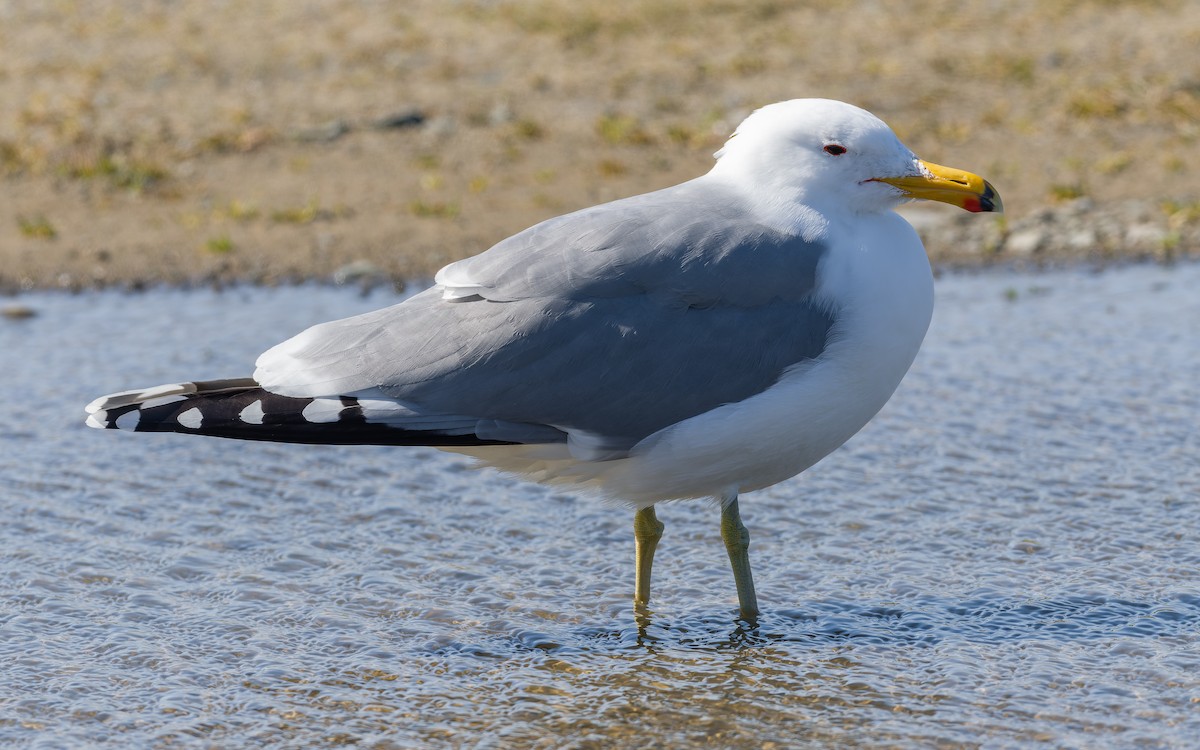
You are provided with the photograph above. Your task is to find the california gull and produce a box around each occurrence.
[85,98,1002,618]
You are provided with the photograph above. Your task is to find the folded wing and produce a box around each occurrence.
[255,178,838,455]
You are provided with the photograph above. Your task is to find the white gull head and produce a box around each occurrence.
[710,98,1001,218]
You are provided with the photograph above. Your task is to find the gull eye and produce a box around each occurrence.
[823,144,847,156]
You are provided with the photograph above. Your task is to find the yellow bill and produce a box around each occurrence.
[876,160,1003,213]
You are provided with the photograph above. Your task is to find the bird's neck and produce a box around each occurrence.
[701,166,832,241]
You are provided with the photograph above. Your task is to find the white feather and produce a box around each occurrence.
[301,398,345,424]
[239,399,266,425]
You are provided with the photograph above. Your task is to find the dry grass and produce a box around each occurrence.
[1,0,1198,288]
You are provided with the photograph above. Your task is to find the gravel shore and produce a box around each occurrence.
[3,1,1198,291]
[6,196,1196,296]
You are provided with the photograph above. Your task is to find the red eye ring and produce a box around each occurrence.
[823,144,847,156]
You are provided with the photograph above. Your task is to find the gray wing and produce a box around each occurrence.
[255,179,835,450]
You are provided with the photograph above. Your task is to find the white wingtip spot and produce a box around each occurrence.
[177,407,203,430]
[85,412,109,429]
[302,398,345,424]
[239,399,266,425]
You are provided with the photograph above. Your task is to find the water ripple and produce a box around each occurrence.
[2,264,1199,747]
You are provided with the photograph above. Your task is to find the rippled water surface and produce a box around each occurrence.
[2,263,1199,748]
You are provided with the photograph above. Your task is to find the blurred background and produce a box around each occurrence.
[2,0,1198,290]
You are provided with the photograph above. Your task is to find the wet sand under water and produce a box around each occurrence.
[1,263,1198,747]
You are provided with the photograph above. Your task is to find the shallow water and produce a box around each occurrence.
[2,263,1198,748]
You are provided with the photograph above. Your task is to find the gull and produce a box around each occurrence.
[85,99,1001,619]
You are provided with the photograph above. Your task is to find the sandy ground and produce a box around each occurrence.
[2,0,1199,290]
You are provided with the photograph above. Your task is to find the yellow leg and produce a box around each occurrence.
[633,505,665,609]
[721,494,759,619]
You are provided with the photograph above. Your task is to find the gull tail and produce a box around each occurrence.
[83,378,525,447]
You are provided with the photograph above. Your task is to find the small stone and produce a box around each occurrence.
[1004,228,1046,256]
[372,108,425,130]
[292,120,350,143]
[423,115,457,138]
[1066,228,1098,251]
[1125,223,1167,252]
[1061,197,1095,216]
